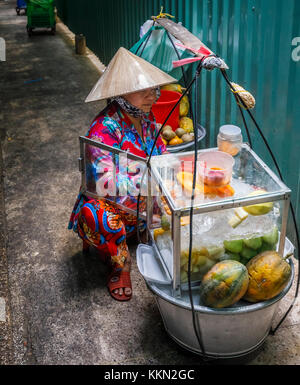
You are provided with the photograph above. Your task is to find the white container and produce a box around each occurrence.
[197,150,235,186]
[217,125,243,156]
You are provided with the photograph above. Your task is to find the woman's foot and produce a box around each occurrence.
[113,258,132,298]
[107,256,132,301]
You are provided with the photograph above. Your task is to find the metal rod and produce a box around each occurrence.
[79,136,147,163]
[172,212,181,297]
[278,196,291,257]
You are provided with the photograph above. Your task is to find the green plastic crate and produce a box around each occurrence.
[26,0,55,31]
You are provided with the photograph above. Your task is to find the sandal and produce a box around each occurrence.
[107,270,132,302]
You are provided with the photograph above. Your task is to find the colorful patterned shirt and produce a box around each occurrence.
[68,101,166,230]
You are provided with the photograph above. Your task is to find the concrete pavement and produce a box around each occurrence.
[1,0,300,365]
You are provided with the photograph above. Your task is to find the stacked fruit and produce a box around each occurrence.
[199,250,292,308]
[221,226,279,265]
[160,84,194,146]
[154,220,279,283]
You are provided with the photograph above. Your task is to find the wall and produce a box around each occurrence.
[56,0,300,243]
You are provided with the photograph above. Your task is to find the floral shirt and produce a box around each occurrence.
[68,101,166,230]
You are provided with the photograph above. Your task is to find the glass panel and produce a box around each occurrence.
[150,144,289,211]
[151,199,284,288]
[82,140,147,216]
[149,176,174,279]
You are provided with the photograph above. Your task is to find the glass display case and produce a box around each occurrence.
[78,137,291,299]
[148,144,291,297]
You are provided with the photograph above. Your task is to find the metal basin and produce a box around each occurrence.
[146,260,294,359]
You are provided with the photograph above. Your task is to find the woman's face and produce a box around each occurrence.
[124,88,158,113]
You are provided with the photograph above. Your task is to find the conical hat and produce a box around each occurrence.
[85,47,177,102]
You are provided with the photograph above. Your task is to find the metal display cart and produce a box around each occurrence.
[77,16,299,361]
[78,137,295,359]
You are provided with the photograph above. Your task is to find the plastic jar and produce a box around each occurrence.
[217,125,243,156]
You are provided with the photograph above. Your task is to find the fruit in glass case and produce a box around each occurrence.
[223,239,243,254]
[240,246,258,260]
[161,215,170,231]
[242,190,273,216]
[199,260,249,308]
[220,252,240,262]
[243,237,263,250]
[243,251,291,302]
[262,226,279,245]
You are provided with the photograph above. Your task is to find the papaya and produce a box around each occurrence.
[243,251,292,302]
[199,260,249,308]
[161,84,183,94]
[179,95,189,117]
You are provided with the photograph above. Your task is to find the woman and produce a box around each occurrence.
[68,47,176,302]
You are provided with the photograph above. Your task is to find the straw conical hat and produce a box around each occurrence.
[85,47,177,102]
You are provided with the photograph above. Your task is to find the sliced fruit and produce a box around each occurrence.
[235,207,249,220]
[224,239,243,254]
[243,237,262,250]
[161,215,170,231]
[180,216,190,226]
[220,252,240,262]
[228,215,242,228]
[176,171,204,195]
[207,245,225,261]
[262,226,279,245]
[228,207,249,228]
[258,241,277,253]
[240,246,257,260]
[216,184,235,197]
[242,190,273,216]
[153,228,165,241]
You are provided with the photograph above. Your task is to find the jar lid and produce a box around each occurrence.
[219,125,242,140]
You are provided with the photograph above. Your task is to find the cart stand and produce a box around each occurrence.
[148,143,292,297]
[137,241,294,359]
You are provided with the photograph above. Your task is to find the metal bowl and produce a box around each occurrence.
[166,124,206,153]
[146,258,294,359]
